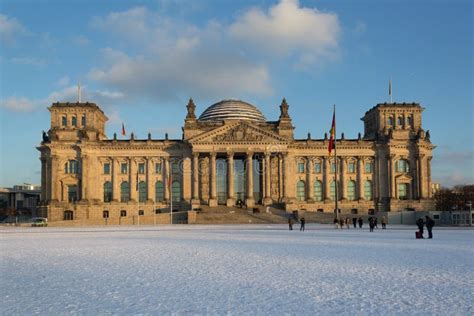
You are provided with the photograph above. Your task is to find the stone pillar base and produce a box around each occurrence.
[306,198,315,204]
[226,198,235,207]
[191,199,201,209]
[208,198,218,207]
[263,197,273,205]
[246,198,255,208]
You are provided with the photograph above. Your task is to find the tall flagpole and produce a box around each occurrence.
[334,104,339,221]
[389,77,393,103]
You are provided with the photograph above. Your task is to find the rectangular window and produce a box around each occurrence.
[314,162,321,173]
[139,210,144,216]
[81,115,86,126]
[120,210,127,217]
[103,210,109,218]
[365,162,373,173]
[68,185,78,202]
[171,161,179,173]
[72,116,77,127]
[64,211,74,220]
[297,162,305,173]
[138,163,145,174]
[103,163,110,174]
[155,162,162,173]
[121,163,128,174]
[348,162,356,173]
[331,162,336,173]
[62,116,67,127]
[398,183,408,200]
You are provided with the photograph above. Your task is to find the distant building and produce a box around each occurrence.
[38,99,435,223]
[0,184,41,217]
[431,182,441,196]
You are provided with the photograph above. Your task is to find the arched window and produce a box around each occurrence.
[297,162,305,173]
[348,161,356,173]
[64,160,79,174]
[155,181,164,202]
[397,159,410,173]
[120,182,130,202]
[103,181,112,202]
[407,116,412,127]
[364,180,373,200]
[296,180,306,201]
[397,117,403,127]
[330,181,338,201]
[81,115,86,126]
[313,181,323,201]
[387,117,393,127]
[314,161,322,173]
[139,181,147,202]
[171,181,181,203]
[347,180,356,201]
[62,116,67,127]
[72,116,77,127]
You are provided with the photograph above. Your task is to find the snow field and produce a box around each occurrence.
[1,225,473,315]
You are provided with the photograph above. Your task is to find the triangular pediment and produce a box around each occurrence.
[188,121,288,144]
[395,174,413,182]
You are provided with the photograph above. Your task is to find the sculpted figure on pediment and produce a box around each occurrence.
[213,125,265,142]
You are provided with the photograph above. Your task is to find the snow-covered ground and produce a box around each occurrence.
[1,225,473,315]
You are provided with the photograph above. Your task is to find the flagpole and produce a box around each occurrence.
[334,104,339,221]
[389,77,393,103]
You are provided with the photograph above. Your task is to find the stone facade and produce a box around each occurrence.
[37,98,435,223]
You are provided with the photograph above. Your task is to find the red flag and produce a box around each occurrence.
[328,110,336,155]
[121,123,126,136]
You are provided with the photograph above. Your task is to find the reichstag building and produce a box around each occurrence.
[38,98,435,223]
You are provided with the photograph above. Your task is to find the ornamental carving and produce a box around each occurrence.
[213,125,265,142]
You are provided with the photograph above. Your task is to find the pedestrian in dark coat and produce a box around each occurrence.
[288,217,293,230]
[374,217,378,229]
[358,217,363,228]
[416,218,425,238]
[334,217,339,229]
[339,218,344,229]
[352,217,357,228]
[369,217,375,232]
[425,216,435,239]
[300,217,305,231]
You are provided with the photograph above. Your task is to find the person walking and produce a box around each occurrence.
[352,217,357,228]
[358,217,363,229]
[381,216,387,229]
[345,217,350,229]
[374,217,378,229]
[334,217,339,229]
[339,218,344,229]
[416,217,425,238]
[425,216,435,239]
[288,217,293,231]
[300,217,306,231]
[369,217,375,232]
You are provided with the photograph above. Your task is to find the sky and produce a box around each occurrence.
[0,0,472,188]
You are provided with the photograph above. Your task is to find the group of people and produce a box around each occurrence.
[333,216,387,231]
[288,217,305,231]
[416,216,435,239]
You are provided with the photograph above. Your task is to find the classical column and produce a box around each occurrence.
[192,153,200,204]
[40,158,47,202]
[226,152,235,207]
[50,155,58,201]
[306,157,314,202]
[130,158,137,201]
[427,157,432,198]
[146,157,153,202]
[80,155,89,201]
[389,155,396,199]
[374,155,379,202]
[111,157,119,202]
[246,151,255,207]
[340,157,347,201]
[209,152,217,207]
[323,157,330,201]
[263,152,272,205]
[418,154,425,199]
[357,157,364,200]
[164,157,170,201]
[278,154,283,202]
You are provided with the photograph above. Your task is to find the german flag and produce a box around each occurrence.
[328,109,336,155]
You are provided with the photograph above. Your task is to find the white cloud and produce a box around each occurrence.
[0,97,36,112]
[0,14,26,45]
[90,7,150,41]
[11,56,46,67]
[72,35,90,47]
[56,76,70,87]
[229,0,340,65]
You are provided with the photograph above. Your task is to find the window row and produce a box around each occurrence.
[297,161,374,174]
[103,181,181,203]
[387,115,413,128]
[102,161,179,175]
[61,115,86,127]
[295,180,373,202]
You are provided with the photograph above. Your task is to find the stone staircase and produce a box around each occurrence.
[193,205,337,225]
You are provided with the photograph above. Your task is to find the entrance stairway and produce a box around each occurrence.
[193,205,336,224]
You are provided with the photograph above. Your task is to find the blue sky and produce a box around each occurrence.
[0,0,472,188]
